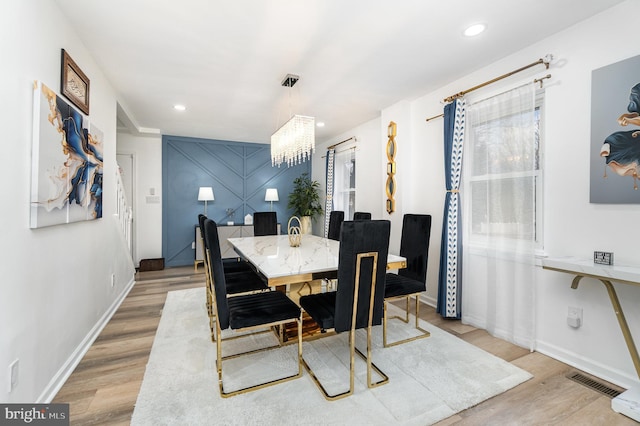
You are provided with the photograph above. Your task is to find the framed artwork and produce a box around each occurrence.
[60,49,90,115]
[590,54,640,203]
[30,81,103,228]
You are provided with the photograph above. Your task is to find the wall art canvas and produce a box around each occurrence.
[30,81,103,228]
[590,54,640,203]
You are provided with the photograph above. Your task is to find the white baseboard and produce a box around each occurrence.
[536,340,640,390]
[612,388,640,421]
[37,276,136,403]
[419,293,437,308]
[420,297,638,389]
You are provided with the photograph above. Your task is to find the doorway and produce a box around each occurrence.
[116,153,136,261]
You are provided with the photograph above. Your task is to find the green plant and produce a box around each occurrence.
[287,173,323,220]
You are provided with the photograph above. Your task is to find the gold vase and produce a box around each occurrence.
[300,216,312,234]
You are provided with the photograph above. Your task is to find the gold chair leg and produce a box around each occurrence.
[363,322,388,389]
[302,326,389,401]
[208,289,216,342]
[218,315,303,398]
[207,279,217,342]
[216,320,223,384]
[303,252,389,400]
[383,294,431,348]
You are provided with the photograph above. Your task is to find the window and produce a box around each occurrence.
[465,88,544,248]
[332,148,356,220]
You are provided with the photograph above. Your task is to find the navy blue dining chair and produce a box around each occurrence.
[203,218,302,397]
[253,211,278,236]
[327,210,344,241]
[299,220,391,400]
[383,214,432,347]
[353,211,371,220]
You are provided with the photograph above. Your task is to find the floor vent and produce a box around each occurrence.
[566,372,622,398]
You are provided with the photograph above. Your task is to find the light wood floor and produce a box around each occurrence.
[53,266,636,425]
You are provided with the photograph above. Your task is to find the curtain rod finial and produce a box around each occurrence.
[543,54,554,69]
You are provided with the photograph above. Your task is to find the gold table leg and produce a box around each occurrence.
[572,275,640,379]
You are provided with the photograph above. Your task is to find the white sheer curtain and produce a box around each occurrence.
[461,83,538,350]
[332,148,356,220]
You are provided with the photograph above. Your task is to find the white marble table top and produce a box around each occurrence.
[542,256,640,286]
[227,234,406,285]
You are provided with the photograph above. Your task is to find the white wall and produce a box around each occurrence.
[527,2,640,389]
[0,0,135,402]
[117,133,163,266]
[332,1,639,388]
[312,117,386,237]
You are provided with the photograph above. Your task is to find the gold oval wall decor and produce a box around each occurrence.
[386,121,397,214]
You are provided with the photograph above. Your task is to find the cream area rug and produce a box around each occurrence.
[131,288,532,425]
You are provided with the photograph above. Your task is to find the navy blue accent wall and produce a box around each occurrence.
[162,135,311,268]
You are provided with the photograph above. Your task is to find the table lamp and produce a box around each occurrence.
[265,188,279,211]
[198,187,214,215]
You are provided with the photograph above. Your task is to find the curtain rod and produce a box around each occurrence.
[321,145,356,158]
[425,74,552,122]
[327,136,356,150]
[321,137,357,158]
[425,55,552,122]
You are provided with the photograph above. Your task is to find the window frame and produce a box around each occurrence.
[331,146,357,220]
[464,90,545,252]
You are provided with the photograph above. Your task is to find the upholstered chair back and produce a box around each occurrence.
[398,214,432,283]
[353,212,371,220]
[327,210,344,241]
[253,211,278,236]
[334,220,390,333]
[198,214,208,250]
[203,218,230,329]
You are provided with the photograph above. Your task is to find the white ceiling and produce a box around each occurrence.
[55,0,623,144]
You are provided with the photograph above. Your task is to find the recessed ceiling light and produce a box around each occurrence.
[463,23,486,37]
[173,104,186,111]
[316,122,325,128]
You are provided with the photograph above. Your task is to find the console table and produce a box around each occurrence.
[542,256,640,421]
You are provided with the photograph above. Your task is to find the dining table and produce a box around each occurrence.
[227,234,407,287]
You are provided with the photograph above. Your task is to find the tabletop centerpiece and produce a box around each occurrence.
[287,216,302,247]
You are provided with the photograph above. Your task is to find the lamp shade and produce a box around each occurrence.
[265,188,279,202]
[198,187,214,201]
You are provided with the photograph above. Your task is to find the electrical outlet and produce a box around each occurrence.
[110,273,115,288]
[8,359,19,392]
[567,306,583,328]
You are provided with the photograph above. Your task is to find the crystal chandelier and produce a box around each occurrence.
[271,74,315,167]
[271,115,315,167]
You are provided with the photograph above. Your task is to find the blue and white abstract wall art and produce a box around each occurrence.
[30,81,103,228]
